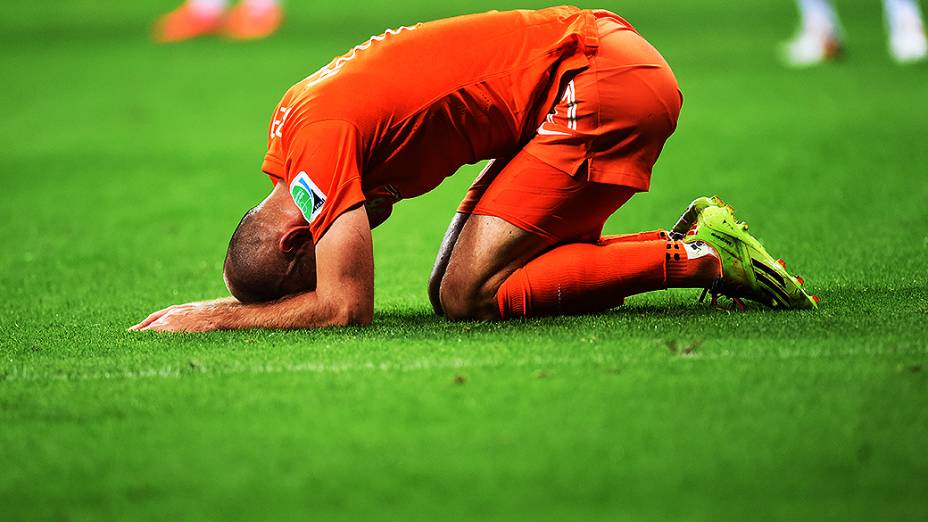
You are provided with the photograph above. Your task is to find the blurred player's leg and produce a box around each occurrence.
[885,0,928,62]
[224,0,284,40]
[154,0,227,43]
[782,0,844,66]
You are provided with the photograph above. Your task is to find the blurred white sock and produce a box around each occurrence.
[885,0,927,61]
[798,0,840,35]
[188,0,228,16]
[885,0,925,34]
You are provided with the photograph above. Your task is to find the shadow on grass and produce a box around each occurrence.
[259,283,926,343]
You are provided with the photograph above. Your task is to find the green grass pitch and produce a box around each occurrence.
[2,0,927,519]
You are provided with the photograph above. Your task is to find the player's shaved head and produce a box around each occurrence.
[224,197,315,303]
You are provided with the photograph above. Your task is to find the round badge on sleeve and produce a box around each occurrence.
[289,171,327,223]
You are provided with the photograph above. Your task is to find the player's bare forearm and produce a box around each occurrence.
[131,287,371,332]
[251,289,372,328]
[225,289,371,329]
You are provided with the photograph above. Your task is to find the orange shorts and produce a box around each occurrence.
[458,153,636,243]
[457,12,682,243]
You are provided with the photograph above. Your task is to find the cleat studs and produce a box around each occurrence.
[795,275,805,286]
[776,258,786,269]
[732,298,746,311]
[812,295,820,304]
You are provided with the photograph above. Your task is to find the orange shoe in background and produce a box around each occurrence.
[153,4,225,43]
[223,2,283,40]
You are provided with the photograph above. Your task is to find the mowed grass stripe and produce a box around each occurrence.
[4,336,926,383]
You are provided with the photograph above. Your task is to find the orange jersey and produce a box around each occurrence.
[262,6,600,239]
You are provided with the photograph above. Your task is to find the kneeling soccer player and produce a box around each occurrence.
[132,6,817,332]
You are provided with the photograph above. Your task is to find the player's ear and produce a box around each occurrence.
[279,225,313,254]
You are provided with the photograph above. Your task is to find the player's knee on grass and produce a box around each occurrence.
[438,270,500,321]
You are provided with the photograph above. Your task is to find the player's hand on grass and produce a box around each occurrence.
[130,298,238,332]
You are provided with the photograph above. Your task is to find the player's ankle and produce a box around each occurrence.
[665,240,720,288]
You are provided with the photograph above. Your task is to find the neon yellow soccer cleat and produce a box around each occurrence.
[682,201,819,310]
[669,196,726,240]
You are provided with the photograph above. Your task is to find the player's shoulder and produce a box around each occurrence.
[270,79,362,136]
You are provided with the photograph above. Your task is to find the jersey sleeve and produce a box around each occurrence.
[262,120,366,241]
[262,100,291,186]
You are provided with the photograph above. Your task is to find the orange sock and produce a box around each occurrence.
[497,238,720,319]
